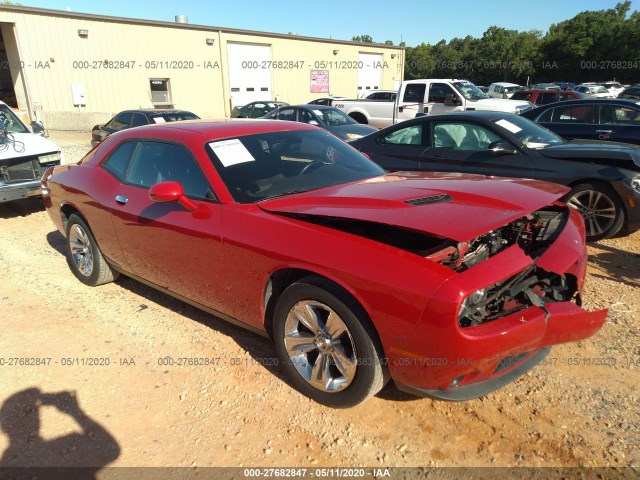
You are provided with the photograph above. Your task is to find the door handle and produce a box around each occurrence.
[596,129,612,134]
[115,195,128,204]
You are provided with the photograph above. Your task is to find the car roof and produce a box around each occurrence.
[120,109,196,115]
[490,82,519,87]
[292,104,336,110]
[515,89,572,94]
[108,119,317,140]
[530,98,640,108]
[396,111,515,126]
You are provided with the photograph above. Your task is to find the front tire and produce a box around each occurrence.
[65,214,119,286]
[273,278,387,408]
[564,183,624,241]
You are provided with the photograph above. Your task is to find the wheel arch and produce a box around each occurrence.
[60,203,84,234]
[348,112,368,124]
[262,268,381,347]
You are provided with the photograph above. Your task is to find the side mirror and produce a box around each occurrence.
[149,181,196,211]
[308,120,319,126]
[31,120,45,136]
[488,141,517,156]
[444,94,460,107]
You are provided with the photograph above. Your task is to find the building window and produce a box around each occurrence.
[150,79,172,106]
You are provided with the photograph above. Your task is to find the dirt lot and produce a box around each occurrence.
[0,131,638,476]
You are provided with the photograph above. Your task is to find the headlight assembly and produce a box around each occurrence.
[38,152,62,164]
[459,288,488,325]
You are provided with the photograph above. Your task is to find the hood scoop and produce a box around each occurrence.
[405,194,453,206]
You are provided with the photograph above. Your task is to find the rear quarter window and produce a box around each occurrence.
[101,141,136,180]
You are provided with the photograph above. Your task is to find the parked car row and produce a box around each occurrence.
[483,81,635,100]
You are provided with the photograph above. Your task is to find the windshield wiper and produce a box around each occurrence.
[259,188,314,201]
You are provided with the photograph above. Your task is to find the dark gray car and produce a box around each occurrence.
[91,109,199,145]
[262,105,377,142]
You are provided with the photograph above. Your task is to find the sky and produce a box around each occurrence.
[13,0,640,47]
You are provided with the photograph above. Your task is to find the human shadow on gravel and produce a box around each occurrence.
[0,387,120,479]
[588,242,640,288]
[0,197,44,219]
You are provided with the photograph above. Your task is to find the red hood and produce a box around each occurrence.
[258,172,569,242]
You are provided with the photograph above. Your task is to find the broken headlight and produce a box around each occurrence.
[458,288,488,324]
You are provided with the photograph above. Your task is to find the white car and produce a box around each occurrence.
[599,81,625,97]
[0,101,62,203]
[573,84,614,98]
[488,82,521,99]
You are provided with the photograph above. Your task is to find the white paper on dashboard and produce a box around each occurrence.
[495,119,522,133]
[208,139,256,167]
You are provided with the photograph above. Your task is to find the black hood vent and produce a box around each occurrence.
[405,194,453,206]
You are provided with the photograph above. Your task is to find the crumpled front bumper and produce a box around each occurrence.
[387,208,607,400]
[0,179,42,203]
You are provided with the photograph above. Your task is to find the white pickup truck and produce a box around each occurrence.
[332,91,397,128]
[334,79,535,128]
[0,101,62,203]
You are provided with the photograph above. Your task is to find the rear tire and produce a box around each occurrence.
[272,277,387,408]
[65,214,119,286]
[564,183,624,241]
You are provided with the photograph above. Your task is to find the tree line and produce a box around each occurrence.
[354,1,640,86]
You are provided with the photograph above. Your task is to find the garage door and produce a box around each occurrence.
[227,43,272,108]
[358,53,382,96]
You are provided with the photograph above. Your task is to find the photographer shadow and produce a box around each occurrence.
[0,388,120,479]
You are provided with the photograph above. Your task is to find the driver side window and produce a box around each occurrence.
[124,141,214,200]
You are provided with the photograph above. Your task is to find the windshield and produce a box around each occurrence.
[0,105,29,134]
[313,108,357,126]
[593,86,609,94]
[492,115,564,148]
[206,129,384,203]
[453,81,489,100]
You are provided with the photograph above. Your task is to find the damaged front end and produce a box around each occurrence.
[389,204,607,400]
[423,205,580,328]
[0,152,61,203]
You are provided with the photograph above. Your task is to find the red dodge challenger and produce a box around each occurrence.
[41,120,607,408]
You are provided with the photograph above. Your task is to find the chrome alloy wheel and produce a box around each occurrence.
[283,300,357,392]
[567,189,616,238]
[69,224,94,277]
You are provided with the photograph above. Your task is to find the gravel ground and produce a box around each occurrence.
[0,131,638,478]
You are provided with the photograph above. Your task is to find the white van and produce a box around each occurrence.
[488,82,521,99]
[0,101,62,203]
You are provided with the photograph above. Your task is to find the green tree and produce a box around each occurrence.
[351,35,374,43]
[541,1,633,82]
